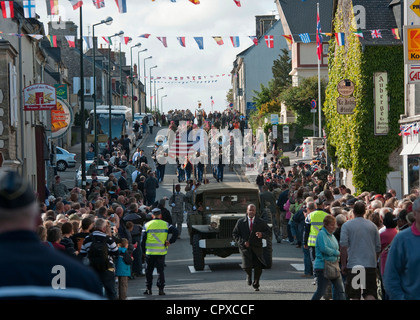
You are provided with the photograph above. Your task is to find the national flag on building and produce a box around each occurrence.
[93,0,105,9]
[65,35,76,47]
[233,0,241,7]
[392,28,400,40]
[1,1,14,18]
[316,9,323,60]
[115,0,127,13]
[230,36,240,48]
[46,0,59,15]
[157,37,167,47]
[265,35,274,48]
[23,0,36,19]
[371,29,382,39]
[249,36,258,45]
[282,35,293,45]
[68,0,83,10]
[177,37,186,47]
[194,37,204,50]
[213,36,224,45]
[335,32,345,46]
[48,35,58,47]
[299,33,311,43]
[353,30,364,38]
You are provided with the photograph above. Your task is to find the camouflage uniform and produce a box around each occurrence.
[170,191,186,237]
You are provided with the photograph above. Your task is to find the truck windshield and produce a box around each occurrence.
[204,194,258,211]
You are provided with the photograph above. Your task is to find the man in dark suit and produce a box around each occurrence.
[118,171,129,191]
[233,204,270,291]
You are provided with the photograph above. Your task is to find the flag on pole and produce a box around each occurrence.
[48,35,58,47]
[92,0,105,9]
[316,9,323,60]
[392,28,400,40]
[230,36,240,48]
[335,32,345,46]
[282,35,293,45]
[1,1,14,18]
[194,37,204,50]
[249,36,258,45]
[115,0,127,13]
[177,37,186,47]
[157,37,167,47]
[23,0,36,19]
[68,0,83,10]
[264,35,274,48]
[371,29,382,39]
[46,0,59,15]
[299,33,311,43]
[233,0,241,7]
[352,30,364,38]
[213,36,224,45]
[65,35,76,47]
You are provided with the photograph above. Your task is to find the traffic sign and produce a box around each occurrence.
[311,100,316,109]
[411,0,420,18]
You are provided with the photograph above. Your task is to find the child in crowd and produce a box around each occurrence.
[115,238,133,300]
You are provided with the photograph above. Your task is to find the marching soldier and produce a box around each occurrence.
[169,184,186,239]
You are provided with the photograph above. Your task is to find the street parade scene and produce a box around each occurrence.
[0,0,419,314]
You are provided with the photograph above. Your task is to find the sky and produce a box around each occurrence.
[37,0,279,113]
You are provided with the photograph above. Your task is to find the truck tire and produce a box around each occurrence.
[192,234,205,271]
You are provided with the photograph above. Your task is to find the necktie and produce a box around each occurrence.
[249,218,253,231]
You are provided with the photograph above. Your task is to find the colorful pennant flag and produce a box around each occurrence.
[157,36,167,47]
[299,33,311,43]
[23,0,36,19]
[213,36,224,45]
[230,36,240,48]
[233,0,241,7]
[1,1,14,18]
[83,36,93,49]
[177,37,186,47]
[123,36,131,45]
[115,0,127,13]
[139,34,151,38]
[28,34,44,40]
[392,28,400,40]
[335,32,345,46]
[188,0,200,4]
[371,29,382,39]
[46,0,59,15]
[102,36,112,45]
[194,36,204,50]
[282,35,293,45]
[265,35,274,48]
[352,30,364,38]
[316,9,323,60]
[68,0,83,10]
[93,0,105,9]
[65,35,76,47]
[249,36,258,45]
[48,35,58,47]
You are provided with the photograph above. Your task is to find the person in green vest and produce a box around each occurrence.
[141,208,178,296]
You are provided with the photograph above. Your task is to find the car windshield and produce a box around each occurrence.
[204,194,258,212]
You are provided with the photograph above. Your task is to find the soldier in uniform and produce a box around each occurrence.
[169,184,187,239]
[184,182,195,237]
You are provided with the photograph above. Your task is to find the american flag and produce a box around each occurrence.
[316,10,323,61]
[93,0,105,9]
[168,131,195,162]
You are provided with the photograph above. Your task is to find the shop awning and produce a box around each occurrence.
[400,143,418,156]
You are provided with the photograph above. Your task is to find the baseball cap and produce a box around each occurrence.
[0,171,36,210]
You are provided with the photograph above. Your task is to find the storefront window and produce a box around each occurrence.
[408,155,420,192]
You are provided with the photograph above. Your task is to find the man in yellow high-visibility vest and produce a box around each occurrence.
[141,208,178,296]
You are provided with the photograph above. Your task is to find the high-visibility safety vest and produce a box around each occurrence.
[145,219,169,255]
[308,210,328,247]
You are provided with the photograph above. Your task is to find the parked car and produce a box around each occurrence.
[55,146,76,172]
[75,160,109,188]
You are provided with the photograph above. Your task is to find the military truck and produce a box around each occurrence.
[187,182,273,271]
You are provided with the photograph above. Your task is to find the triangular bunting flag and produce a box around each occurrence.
[28,34,44,40]
[233,0,241,7]
[157,37,167,47]
[299,33,311,43]
[213,36,224,45]
[65,35,76,47]
[188,0,200,4]
[352,30,364,38]
[83,36,93,49]
[282,35,293,45]
[115,0,127,13]
[177,37,186,47]
[194,37,204,50]
[392,28,400,40]
[265,35,274,48]
[102,36,112,45]
[92,0,105,9]
[68,0,83,10]
[249,36,258,45]
[230,36,240,48]
[139,34,151,38]
[123,36,131,45]
[335,32,345,46]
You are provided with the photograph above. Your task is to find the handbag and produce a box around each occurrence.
[324,259,341,280]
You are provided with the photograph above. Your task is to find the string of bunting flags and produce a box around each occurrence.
[0,0,242,19]
[399,123,420,137]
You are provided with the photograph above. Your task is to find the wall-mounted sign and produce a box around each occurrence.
[408,64,420,83]
[337,79,355,97]
[54,84,68,100]
[24,84,57,111]
[51,98,74,139]
[337,96,356,114]
[404,26,420,64]
[282,125,289,144]
[271,114,279,125]
[374,72,389,135]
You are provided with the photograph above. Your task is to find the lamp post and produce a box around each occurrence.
[108,31,124,148]
[119,37,131,105]
[149,65,157,114]
[130,43,142,118]
[157,87,164,113]
[143,56,152,112]
[137,49,147,113]
[92,16,113,161]
[161,94,167,114]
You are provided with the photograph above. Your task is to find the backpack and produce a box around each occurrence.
[121,250,132,265]
[88,235,110,272]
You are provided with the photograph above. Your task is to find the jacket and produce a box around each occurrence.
[115,247,131,277]
[313,227,340,270]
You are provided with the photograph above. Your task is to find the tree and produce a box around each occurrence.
[252,83,272,111]
[271,48,292,97]
[226,88,233,104]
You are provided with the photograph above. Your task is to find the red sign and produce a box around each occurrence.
[23,84,57,111]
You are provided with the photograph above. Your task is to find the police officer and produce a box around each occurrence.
[169,184,186,239]
[141,208,178,296]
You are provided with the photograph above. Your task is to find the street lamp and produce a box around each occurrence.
[92,16,113,161]
[143,56,152,112]
[157,87,164,113]
[161,94,167,114]
[137,49,147,113]
[108,31,124,147]
[149,65,157,114]
[130,43,142,118]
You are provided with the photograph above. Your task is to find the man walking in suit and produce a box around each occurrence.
[233,204,270,291]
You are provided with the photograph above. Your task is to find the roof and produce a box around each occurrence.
[277,0,334,42]
[195,182,259,195]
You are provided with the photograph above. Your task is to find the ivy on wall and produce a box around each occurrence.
[324,6,404,193]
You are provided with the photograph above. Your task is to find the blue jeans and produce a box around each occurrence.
[302,246,313,276]
[97,269,117,300]
[311,269,346,300]
[216,166,224,181]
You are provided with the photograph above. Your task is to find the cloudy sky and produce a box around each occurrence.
[38,0,278,113]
